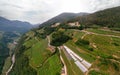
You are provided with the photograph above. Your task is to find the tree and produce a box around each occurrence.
[79,25,85,30]
[50,31,71,46]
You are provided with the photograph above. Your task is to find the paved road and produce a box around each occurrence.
[63,45,91,73]
[47,36,51,47]
[6,54,15,75]
[47,36,67,75]
[60,55,67,75]
[58,47,68,75]
[47,36,55,52]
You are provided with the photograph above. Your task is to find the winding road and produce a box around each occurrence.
[47,36,67,75]
[6,54,15,75]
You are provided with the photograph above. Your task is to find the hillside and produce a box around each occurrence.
[10,24,120,75]
[9,6,120,75]
[10,30,63,75]
[0,17,33,74]
[40,12,88,27]
[71,6,120,30]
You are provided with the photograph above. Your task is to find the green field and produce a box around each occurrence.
[64,29,95,63]
[9,28,120,75]
[21,31,62,75]
[24,38,51,69]
[64,29,85,39]
[38,51,62,75]
[65,29,120,75]
[66,40,95,63]
[86,28,120,36]
[1,57,12,75]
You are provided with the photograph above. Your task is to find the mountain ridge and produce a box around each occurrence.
[39,12,89,27]
[0,16,33,33]
[71,6,120,29]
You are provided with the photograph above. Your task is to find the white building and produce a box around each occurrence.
[51,23,60,27]
[68,22,80,27]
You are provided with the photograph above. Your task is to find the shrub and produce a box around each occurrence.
[50,31,71,46]
[75,39,89,46]
[112,42,119,46]
[112,62,119,71]
[88,47,94,51]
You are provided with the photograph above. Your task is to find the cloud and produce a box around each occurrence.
[0,0,120,24]
[90,0,120,12]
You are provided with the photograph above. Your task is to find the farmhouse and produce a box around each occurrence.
[51,22,60,27]
[68,22,80,27]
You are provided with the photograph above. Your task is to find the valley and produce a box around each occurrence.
[0,31,20,75]
[9,25,120,75]
[1,6,120,75]
[0,17,33,75]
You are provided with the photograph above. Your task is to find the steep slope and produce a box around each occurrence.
[40,12,88,27]
[0,17,33,74]
[72,6,120,29]
[10,24,120,75]
[10,29,63,75]
[63,28,120,75]
[9,6,120,75]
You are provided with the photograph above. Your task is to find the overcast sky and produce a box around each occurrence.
[0,0,120,24]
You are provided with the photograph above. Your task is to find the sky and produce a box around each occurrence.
[0,0,120,24]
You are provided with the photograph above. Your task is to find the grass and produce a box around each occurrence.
[66,40,95,63]
[64,28,120,75]
[61,50,84,75]
[83,30,120,75]
[83,34,120,57]
[111,37,120,57]
[24,37,51,69]
[64,29,95,63]
[1,57,11,75]
[9,28,120,75]
[89,70,109,75]
[38,51,62,75]
[64,29,85,39]
[1,35,18,75]
[23,33,63,75]
[86,28,120,36]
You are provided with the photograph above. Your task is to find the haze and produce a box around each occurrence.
[0,0,120,24]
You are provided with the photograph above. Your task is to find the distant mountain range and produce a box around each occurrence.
[40,12,89,27]
[0,17,34,74]
[0,17,33,33]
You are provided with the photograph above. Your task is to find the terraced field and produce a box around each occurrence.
[61,49,83,75]
[9,28,120,75]
[63,29,120,75]
[86,28,120,36]
[16,31,62,75]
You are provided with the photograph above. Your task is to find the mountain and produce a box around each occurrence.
[40,12,89,27]
[9,6,120,75]
[0,17,33,33]
[0,17,33,74]
[71,6,120,29]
